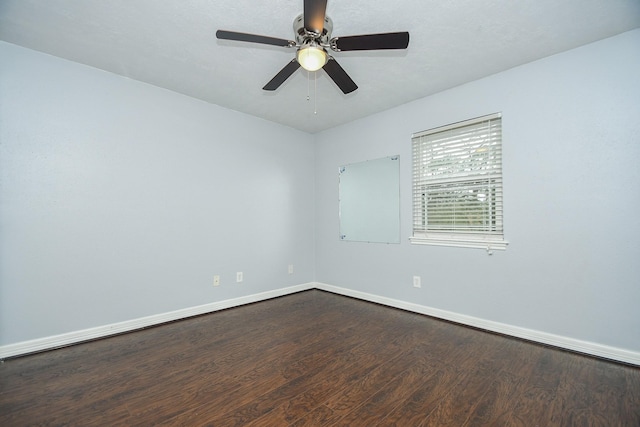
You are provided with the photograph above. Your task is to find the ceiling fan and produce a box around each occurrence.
[216,0,409,94]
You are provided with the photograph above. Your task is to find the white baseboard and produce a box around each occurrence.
[314,282,640,366]
[0,283,314,360]
[3,281,638,366]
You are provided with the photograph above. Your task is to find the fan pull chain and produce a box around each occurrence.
[314,71,317,115]
[305,71,318,115]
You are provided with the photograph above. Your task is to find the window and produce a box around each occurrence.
[410,113,508,250]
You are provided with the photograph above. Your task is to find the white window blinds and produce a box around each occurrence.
[411,113,507,250]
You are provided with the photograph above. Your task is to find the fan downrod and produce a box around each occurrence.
[293,14,333,46]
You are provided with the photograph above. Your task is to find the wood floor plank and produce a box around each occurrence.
[331,356,446,427]
[320,346,421,418]
[627,365,640,423]
[160,294,388,425]
[193,314,408,426]
[288,404,342,427]
[552,356,609,425]
[250,322,420,426]
[419,337,513,427]
[494,347,571,425]
[377,342,489,426]
[1,290,638,426]
[550,354,638,426]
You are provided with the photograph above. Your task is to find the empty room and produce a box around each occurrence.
[1,0,639,425]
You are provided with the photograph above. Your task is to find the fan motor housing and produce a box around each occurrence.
[293,14,333,45]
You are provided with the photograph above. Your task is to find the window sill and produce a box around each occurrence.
[409,234,508,251]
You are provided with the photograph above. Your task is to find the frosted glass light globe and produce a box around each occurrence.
[297,46,327,72]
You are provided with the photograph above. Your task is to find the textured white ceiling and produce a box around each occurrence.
[1,0,639,133]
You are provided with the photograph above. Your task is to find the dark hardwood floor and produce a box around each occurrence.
[1,290,638,426]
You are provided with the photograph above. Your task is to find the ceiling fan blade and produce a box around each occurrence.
[216,30,295,48]
[304,0,327,34]
[323,57,358,94]
[331,32,410,51]
[263,59,301,91]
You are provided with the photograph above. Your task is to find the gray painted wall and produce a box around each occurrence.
[2,29,639,354]
[0,42,316,345]
[314,29,640,353]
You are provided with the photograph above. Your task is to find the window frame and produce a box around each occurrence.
[410,113,508,251]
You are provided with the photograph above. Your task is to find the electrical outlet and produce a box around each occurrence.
[288,264,294,274]
[413,276,421,288]
[236,272,243,283]
[213,275,220,287]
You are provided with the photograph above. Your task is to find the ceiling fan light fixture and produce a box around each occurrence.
[296,44,327,72]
